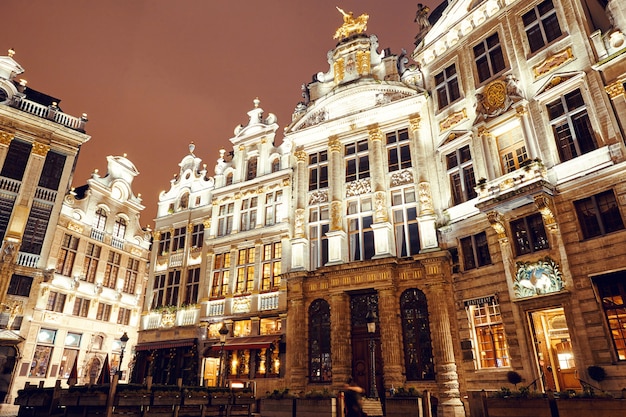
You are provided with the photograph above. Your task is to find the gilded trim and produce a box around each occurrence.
[533,47,574,79]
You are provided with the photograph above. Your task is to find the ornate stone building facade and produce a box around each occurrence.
[0,50,90,410]
[135,1,626,416]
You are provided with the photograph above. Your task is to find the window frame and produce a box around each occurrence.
[460,232,492,270]
[574,190,625,239]
[309,299,332,383]
[473,32,507,84]
[345,139,370,182]
[211,252,231,298]
[309,150,329,191]
[465,296,510,369]
[347,197,375,261]
[240,196,258,231]
[511,213,550,256]
[261,242,282,292]
[391,187,420,257]
[595,272,626,361]
[235,247,255,295]
[522,0,563,54]
[435,63,461,110]
[83,243,101,283]
[386,128,412,172]
[446,144,477,205]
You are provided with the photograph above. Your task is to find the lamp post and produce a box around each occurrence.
[118,332,129,378]
[218,323,229,387]
[366,310,378,399]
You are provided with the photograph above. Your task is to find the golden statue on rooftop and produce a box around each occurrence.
[334,6,369,40]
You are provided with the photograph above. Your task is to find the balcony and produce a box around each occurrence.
[0,176,21,193]
[15,99,87,132]
[259,292,279,311]
[34,187,57,203]
[16,252,40,268]
[90,228,104,242]
[111,236,124,250]
[207,300,225,317]
[475,160,554,213]
[141,306,200,330]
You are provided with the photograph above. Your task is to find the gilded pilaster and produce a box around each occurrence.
[294,149,308,210]
[31,142,50,157]
[368,124,385,194]
[605,80,625,99]
[0,131,13,146]
[378,286,403,389]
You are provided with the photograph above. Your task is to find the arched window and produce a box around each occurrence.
[271,158,280,173]
[309,299,332,382]
[225,173,233,186]
[400,288,435,380]
[179,192,189,210]
[93,208,107,231]
[113,217,126,238]
[246,157,258,180]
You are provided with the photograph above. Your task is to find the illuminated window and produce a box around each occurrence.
[345,139,369,182]
[104,251,121,289]
[261,242,281,291]
[211,253,231,297]
[56,234,79,276]
[595,272,626,360]
[83,243,101,283]
[260,318,282,335]
[309,205,329,269]
[309,151,328,191]
[233,320,251,337]
[235,248,255,294]
[497,126,528,173]
[466,296,510,368]
[123,258,140,294]
[240,196,258,231]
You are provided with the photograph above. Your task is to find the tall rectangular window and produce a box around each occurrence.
[172,226,186,252]
[104,251,121,289]
[523,0,562,53]
[96,303,112,321]
[184,267,200,305]
[347,197,374,261]
[38,150,66,190]
[262,242,281,291]
[474,32,506,83]
[72,297,90,317]
[548,89,597,162]
[386,128,411,172]
[151,274,167,309]
[246,157,258,180]
[117,308,131,325]
[7,274,32,296]
[190,223,204,248]
[235,248,255,294]
[31,328,56,378]
[240,196,258,231]
[217,203,234,236]
[83,243,101,283]
[46,291,66,313]
[309,151,329,191]
[466,297,510,368]
[435,64,461,109]
[574,190,624,239]
[0,193,16,243]
[309,205,330,270]
[21,201,53,254]
[392,188,420,257]
[497,126,528,173]
[56,233,79,276]
[265,190,283,226]
[92,208,107,232]
[165,270,181,306]
[345,139,370,182]
[113,217,127,239]
[447,145,477,205]
[211,253,231,297]
[158,231,171,255]
[123,258,139,294]
[595,272,626,360]
[461,232,492,270]
[1,139,31,181]
[511,213,550,255]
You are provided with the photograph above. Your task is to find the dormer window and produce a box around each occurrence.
[93,208,107,231]
[225,173,233,186]
[271,158,280,173]
[179,192,189,210]
[246,157,258,180]
[113,217,126,239]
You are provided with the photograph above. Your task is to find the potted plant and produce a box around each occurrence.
[182,386,210,405]
[233,388,255,405]
[208,387,231,405]
[296,388,336,417]
[258,388,296,417]
[115,383,151,406]
[152,384,182,406]
[385,386,422,417]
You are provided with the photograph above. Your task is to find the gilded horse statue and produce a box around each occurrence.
[333,6,369,40]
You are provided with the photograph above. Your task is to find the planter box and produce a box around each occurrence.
[182,394,209,405]
[483,397,552,417]
[556,398,626,417]
[178,405,203,417]
[115,394,151,406]
[210,395,231,405]
[258,398,295,417]
[58,393,81,407]
[152,395,181,406]
[79,393,108,406]
[112,407,143,417]
[385,397,423,417]
[233,395,255,405]
[295,398,337,417]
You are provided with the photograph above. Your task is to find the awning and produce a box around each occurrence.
[211,335,281,351]
[135,338,196,351]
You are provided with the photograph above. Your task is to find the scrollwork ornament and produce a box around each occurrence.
[418,182,434,215]
[0,131,13,146]
[368,125,383,142]
[328,136,341,153]
[330,201,343,231]
[487,211,507,241]
[294,150,307,163]
[374,191,388,222]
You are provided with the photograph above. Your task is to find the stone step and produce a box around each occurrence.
[361,398,384,416]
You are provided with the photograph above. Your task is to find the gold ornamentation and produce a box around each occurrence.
[533,47,574,78]
[439,109,467,131]
[31,142,50,156]
[295,208,305,238]
[334,58,345,83]
[187,223,194,234]
[483,80,507,113]
[487,211,507,241]
[606,80,626,99]
[515,105,528,117]
[333,7,369,40]
[409,115,421,131]
[534,195,558,231]
[477,126,491,137]
[418,182,434,215]
[152,230,161,240]
[328,136,342,153]
[368,125,383,142]
[330,200,343,231]
[374,191,388,222]
[0,131,13,146]
[294,150,307,162]
[131,247,143,256]
[282,178,290,186]
[356,50,370,75]
[203,219,212,229]
[67,222,84,234]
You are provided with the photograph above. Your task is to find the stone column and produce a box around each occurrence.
[327,136,347,264]
[477,127,496,180]
[515,105,539,159]
[368,125,394,258]
[286,275,307,391]
[0,131,13,172]
[605,81,626,146]
[377,286,403,389]
[330,292,352,390]
[422,257,465,417]
[291,150,309,270]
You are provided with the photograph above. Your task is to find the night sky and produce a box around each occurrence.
[2,0,437,225]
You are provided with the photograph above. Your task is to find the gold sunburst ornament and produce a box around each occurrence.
[334,6,369,40]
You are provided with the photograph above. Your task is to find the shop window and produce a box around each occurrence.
[465,296,510,368]
[309,299,332,383]
[400,289,435,380]
[595,272,626,360]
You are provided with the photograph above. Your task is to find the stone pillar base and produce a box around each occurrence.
[371,222,394,258]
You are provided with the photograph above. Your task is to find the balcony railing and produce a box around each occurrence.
[90,228,104,242]
[16,252,40,268]
[169,252,184,268]
[259,292,279,311]
[475,160,548,205]
[207,300,225,317]
[34,187,57,203]
[111,236,124,250]
[178,307,199,326]
[0,177,21,193]
[16,99,86,131]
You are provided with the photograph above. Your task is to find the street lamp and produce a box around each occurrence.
[118,332,129,378]
[218,323,229,387]
[366,310,378,399]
